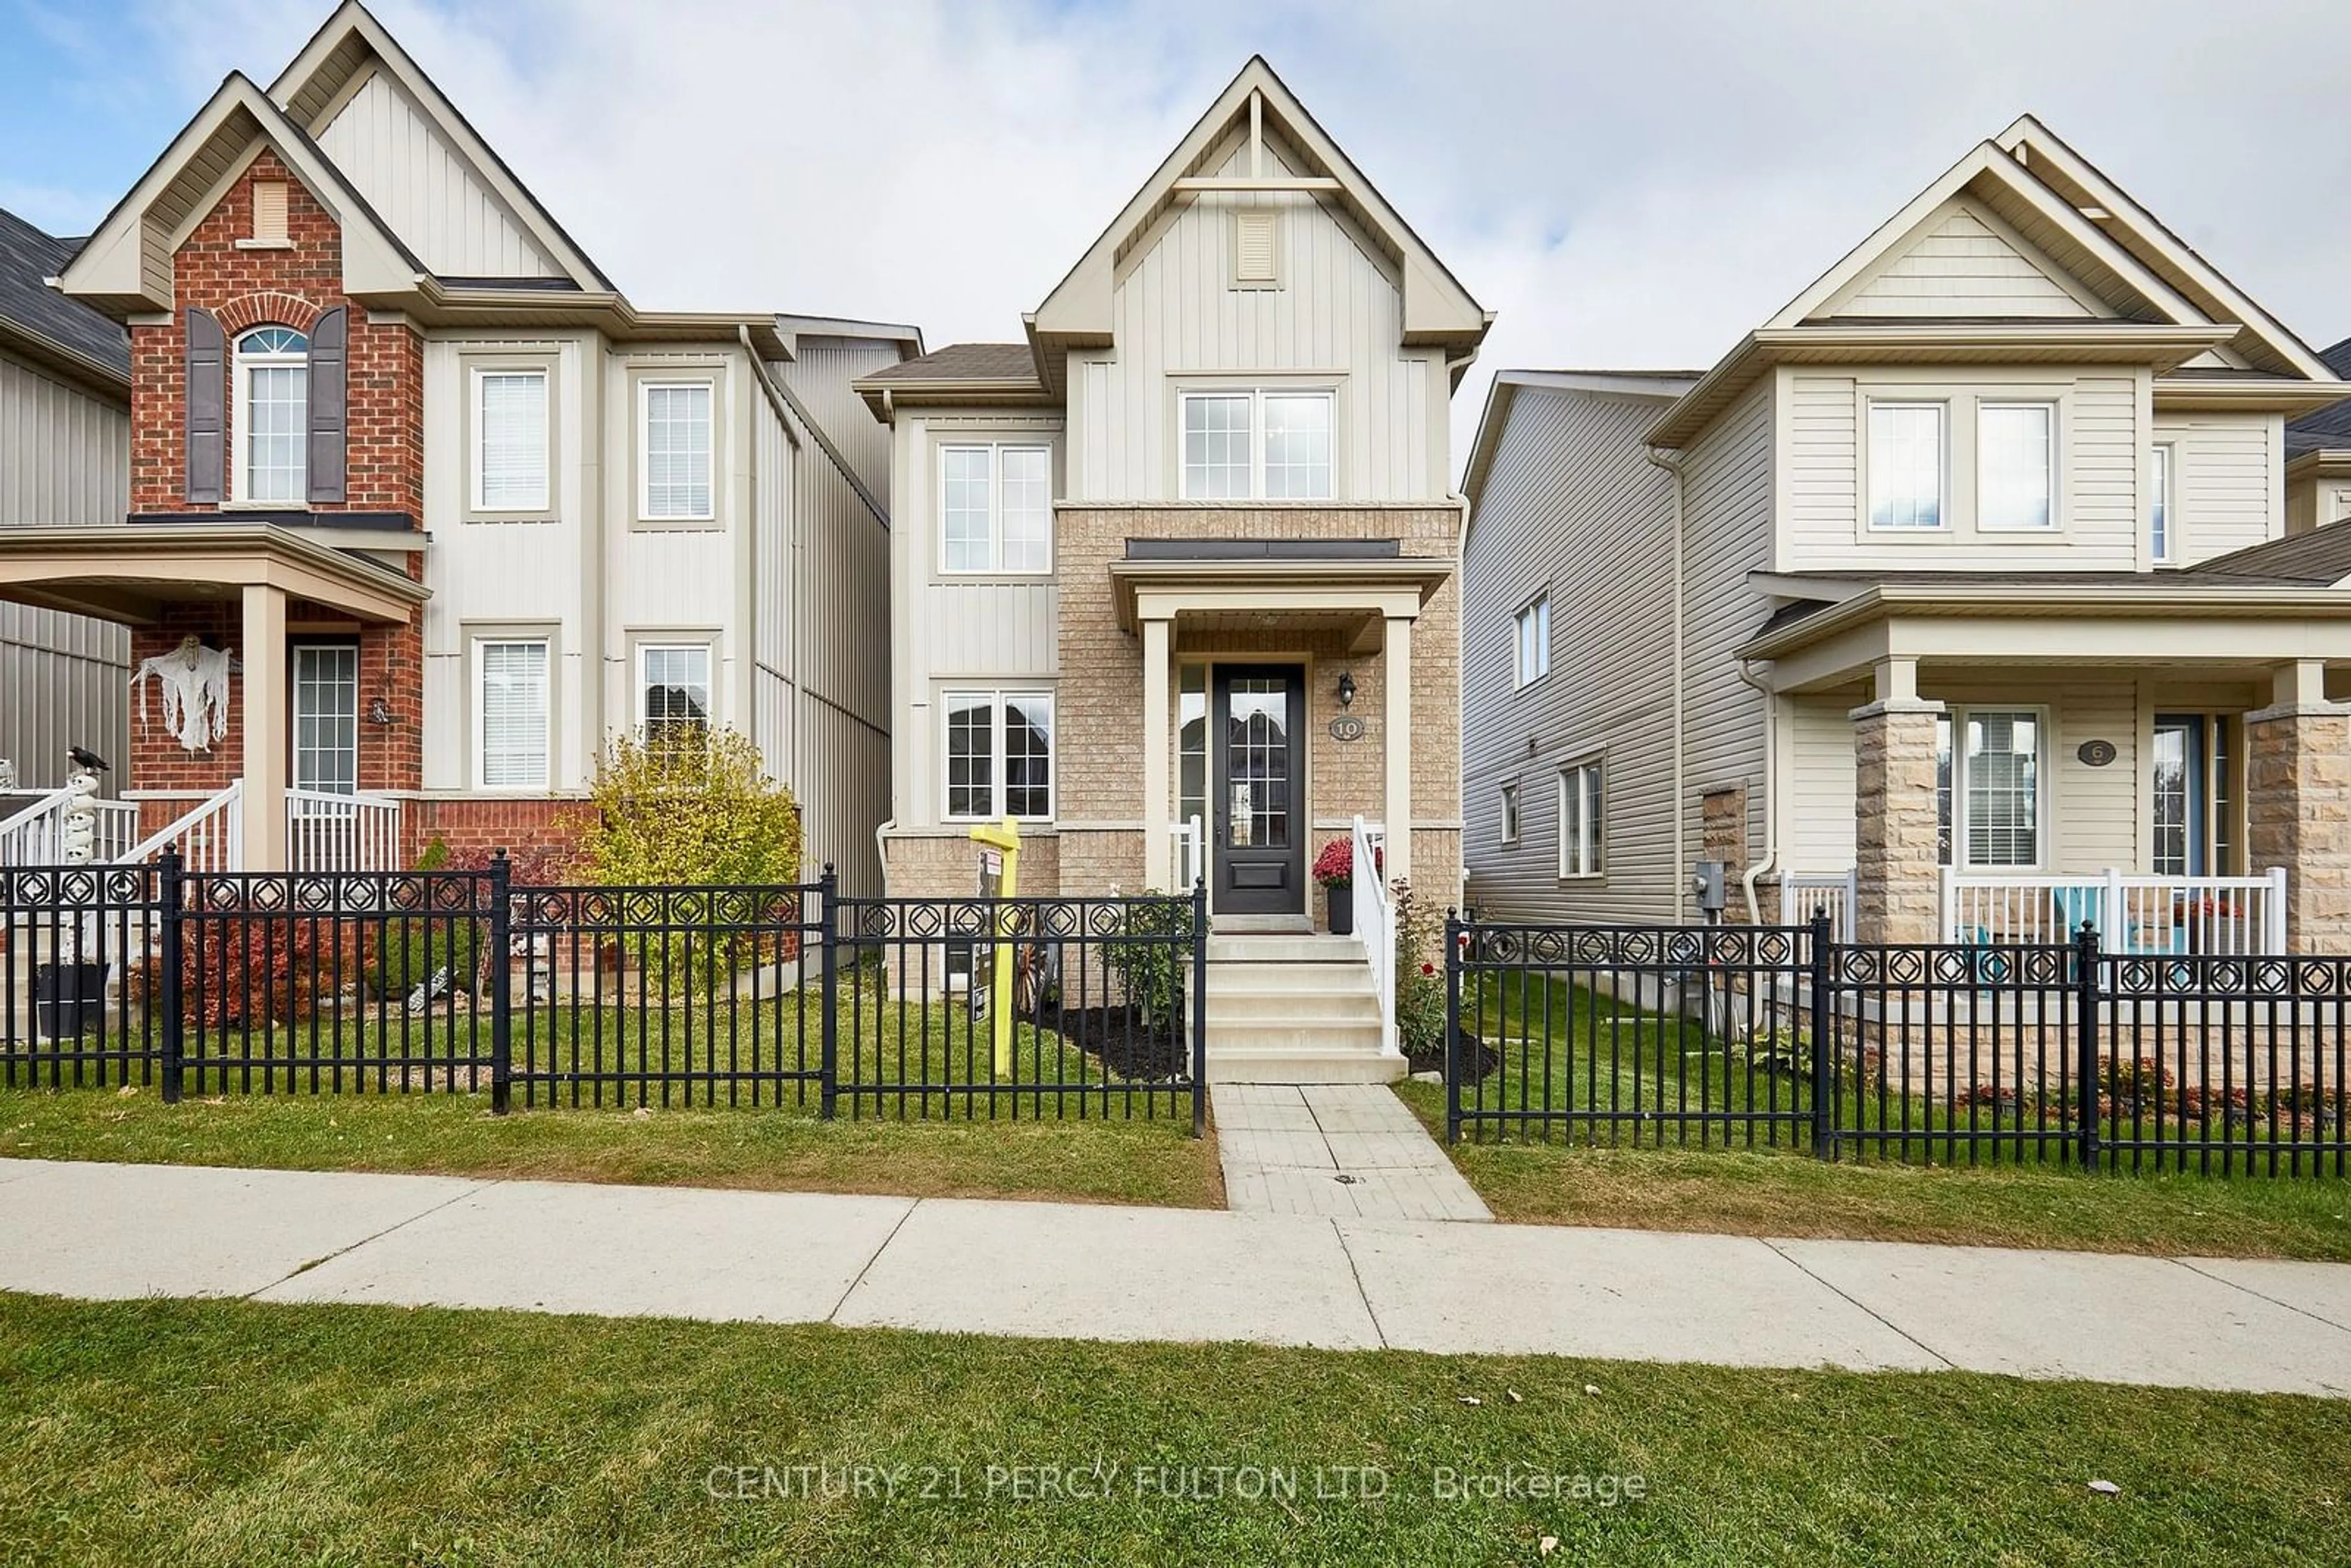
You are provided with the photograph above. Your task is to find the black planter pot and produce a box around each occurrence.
[1325,881,1354,936]
[34,962,109,1040]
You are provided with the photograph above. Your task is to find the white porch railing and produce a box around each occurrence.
[120,781,244,872]
[1169,813,1204,892]
[1940,866,2289,955]
[0,786,73,865]
[1352,814,1398,1058]
[287,788,402,874]
[0,789,141,866]
[1779,868,1858,940]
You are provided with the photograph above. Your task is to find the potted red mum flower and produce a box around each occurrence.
[1312,838,1378,935]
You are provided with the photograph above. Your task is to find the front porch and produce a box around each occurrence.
[0,522,427,871]
[1745,582,2351,950]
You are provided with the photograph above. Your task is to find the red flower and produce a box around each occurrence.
[1421,961,1436,976]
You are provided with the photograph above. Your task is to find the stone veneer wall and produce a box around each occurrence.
[1852,700,1943,945]
[2246,701,2351,950]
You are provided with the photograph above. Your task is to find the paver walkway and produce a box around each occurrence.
[1214,1084,1491,1221]
[4,1157,2350,1396]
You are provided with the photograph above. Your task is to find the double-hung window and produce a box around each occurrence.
[1978,402,2055,530]
[2151,444,2175,564]
[641,381,714,521]
[476,638,551,790]
[1867,402,1944,530]
[639,643,712,748]
[943,691,1054,820]
[940,445,1051,572]
[235,326,308,504]
[1180,390,1333,500]
[1558,757,1604,877]
[474,369,550,512]
[1937,709,2040,869]
[1513,596,1550,687]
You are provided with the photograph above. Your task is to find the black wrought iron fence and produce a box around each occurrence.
[1447,910,2349,1177]
[1,854,1205,1131]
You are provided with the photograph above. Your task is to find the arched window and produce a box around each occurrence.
[234,325,309,503]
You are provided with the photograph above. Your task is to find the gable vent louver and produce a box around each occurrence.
[1233,210,1279,287]
[251,181,288,245]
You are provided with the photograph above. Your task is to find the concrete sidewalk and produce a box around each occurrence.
[2,1157,2347,1397]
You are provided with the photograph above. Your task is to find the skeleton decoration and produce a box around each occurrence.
[58,762,102,866]
[132,635,238,754]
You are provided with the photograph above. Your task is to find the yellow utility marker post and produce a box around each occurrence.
[969,816,1022,1076]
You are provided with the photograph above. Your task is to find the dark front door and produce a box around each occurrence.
[1212,664,1305,915]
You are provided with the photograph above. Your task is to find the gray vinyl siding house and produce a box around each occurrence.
[0,208,130,795]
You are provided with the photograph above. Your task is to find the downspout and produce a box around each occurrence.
[1644,446,1687,920]
[1734,659,1780,926]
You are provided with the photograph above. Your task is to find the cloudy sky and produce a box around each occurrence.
[7,0,2349,465]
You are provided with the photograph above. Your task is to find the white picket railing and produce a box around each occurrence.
[120,781,244,872]
[89,800,140,863]
[287,789,402,874]
[0,786,74,865]
[1779,868,1858,940]
[1169,813,1204,893]
[1940,866,2289,955]
[1352,815,1398,1058]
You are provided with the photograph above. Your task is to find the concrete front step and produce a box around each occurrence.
[1206,935,1365,966]
[1205,960,1379,996]
[1207,1050,1406,1084]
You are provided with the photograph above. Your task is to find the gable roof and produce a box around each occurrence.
[267,1,612,291]
[1651,117,2342,448]
[56,70,424,317]
[851,342,1053,421]
[2289,336,2351,458]
[1463,369,1700,510]
[1024,56,1488,393]
[0,209,129,394]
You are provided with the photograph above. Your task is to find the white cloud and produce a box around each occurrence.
[89,0,2351,476]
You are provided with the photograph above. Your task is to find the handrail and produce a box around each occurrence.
[1168,814,1204,893]
[0,785,75,865]
[287,787,402,873]
[1353,814,1397,1058]
[121,780,244,872]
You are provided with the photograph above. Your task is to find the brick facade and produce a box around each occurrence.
[885,505,1464,922]
[404,797,587,871]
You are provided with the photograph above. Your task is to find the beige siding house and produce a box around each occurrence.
[0,209,132,805]
[1464,117,2351,953]
[859,60,1489,1079]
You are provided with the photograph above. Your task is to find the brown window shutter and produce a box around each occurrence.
[184,307,225,504]
[307,306,348,503]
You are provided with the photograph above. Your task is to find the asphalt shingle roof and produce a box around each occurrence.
[2287,334,2351,457]
[855,342,1040,388]
[0,208,129,382]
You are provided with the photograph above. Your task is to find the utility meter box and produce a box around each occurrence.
[1692,860,1727,916]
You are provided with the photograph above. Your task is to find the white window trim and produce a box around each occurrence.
[1945,703,2048,873]
[1974,400,2059,533]
[941,689,1056,823]
[471,366,551,514]
[937,443,1054,576]
[1499,779,1521,847]
[638,379,716,523]
[634,640,715,736]
[473,636,553,793]
[2151,442,2177,565]
[231,326,309,507]
[1863,399,1949,534]
[1513,595,1550,689]
[1557,755,1605,880]
[1177,388,1337,501]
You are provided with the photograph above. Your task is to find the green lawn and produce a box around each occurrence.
[0,1085,1218,1209]
[1397,1080,2351,1261]
[0,1294,2343,1566]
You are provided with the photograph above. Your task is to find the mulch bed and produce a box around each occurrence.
[1022,1000,1190,1081]
[1409,1027,1499,1081]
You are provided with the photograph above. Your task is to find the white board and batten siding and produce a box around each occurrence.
[1462,386,1679,923]
[0,348,131,789]
[887,411,1062,827]
[1067,134,1447,505]
[317,68,564,279]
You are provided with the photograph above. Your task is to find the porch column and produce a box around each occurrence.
[1851,657,1941,945]
[1384,613,1412,885]
[1141,613,1173,891]
[240,582,287,871]
[2246,659,2351,950]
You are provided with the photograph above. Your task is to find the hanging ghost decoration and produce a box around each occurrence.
[132,634,239,754]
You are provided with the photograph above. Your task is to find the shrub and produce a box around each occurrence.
[134,920,328,1029]
[1391,879,1446,1061]
[364,917,482,1001]
[1101,895,1193,1029]
[584,727,801,888]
